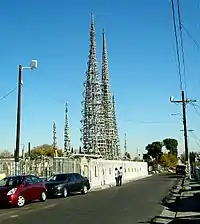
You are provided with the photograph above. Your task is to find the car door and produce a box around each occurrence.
[74,173,84,191]
[66,174,76,193]
[21,176,34,201]
[30,175,42,199]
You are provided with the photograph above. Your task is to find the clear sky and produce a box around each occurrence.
[0,0,200,157]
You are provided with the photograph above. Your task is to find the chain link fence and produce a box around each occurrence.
[0,157,81,178]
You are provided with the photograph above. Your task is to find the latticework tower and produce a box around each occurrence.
[52,121,58,157]
[80,15,106,155]
[112,95,121,158]
[124,133,127,155]
[101,30,116,159]
[64,102,71,154]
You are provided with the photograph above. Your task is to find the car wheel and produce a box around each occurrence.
[81,185,88,194]
[40,191,47,202]
[17,195,25,207]
[63,188,68,198]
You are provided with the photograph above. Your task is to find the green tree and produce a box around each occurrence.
[0,150,13,158]
[143,153,151,162]
[168,153,178,167]
[133,156,142,161]
[159,153,178,168]
[27,144,63,159]
[159,153,170,167]
[180,153,186,164]
[163,138,178,157]
[145,141,163,160]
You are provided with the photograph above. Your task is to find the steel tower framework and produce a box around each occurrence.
[80,15,106,155]
[52,121,58,157]
[112,95,121,158]
[64,102,71,154]
[101,30,116,159]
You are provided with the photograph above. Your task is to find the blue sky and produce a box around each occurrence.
[0,0,200,156]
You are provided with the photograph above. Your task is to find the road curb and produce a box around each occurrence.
[90,174,152,192]
[152,176,185,223]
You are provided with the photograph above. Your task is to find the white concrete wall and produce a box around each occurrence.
[81,158,148,189]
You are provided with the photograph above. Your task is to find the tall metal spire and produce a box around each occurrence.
[124,133,127,155]
[64,102,71,154]
[52,121,58,157]
[80,14,106,155]
[112,95,121,158]
[101,29,116,159]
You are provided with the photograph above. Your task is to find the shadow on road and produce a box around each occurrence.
[138,215,200,223]
[138,176,200,223]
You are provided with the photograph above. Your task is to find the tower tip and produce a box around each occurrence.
[91,13,94,23]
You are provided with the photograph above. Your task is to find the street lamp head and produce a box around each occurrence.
[30,60,37,70]
[170,96,174,102]
[170,113,180,116]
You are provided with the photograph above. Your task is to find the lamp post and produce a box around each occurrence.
[14,60,37,176]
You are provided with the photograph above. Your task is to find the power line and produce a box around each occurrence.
[171,0,184,92]
[191,102,200,117]
[177,0,187,95]
[189,131,200,149]
[190,131,200,142]
[0,87,17,101]
[170,0,194,179]
[181,24,200,49]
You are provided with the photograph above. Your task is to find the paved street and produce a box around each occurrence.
[0,174,177,224]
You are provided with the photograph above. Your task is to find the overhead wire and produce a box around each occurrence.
[0,87,17,101]
[177,0,188,96]
[181,24,200,49]
[189,131,200,149]
[171,0,184,93]
[191,102,200,117]
[190,131,200,142]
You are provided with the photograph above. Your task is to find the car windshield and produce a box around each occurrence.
[47,174,67,182]
[176,165,185,170]
[0,176,23,187]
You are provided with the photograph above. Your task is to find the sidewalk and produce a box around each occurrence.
[153,177,200,223]
[175,179,200,223]
[90,174,152,192]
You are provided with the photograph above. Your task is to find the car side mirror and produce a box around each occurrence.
[25,182,31,186]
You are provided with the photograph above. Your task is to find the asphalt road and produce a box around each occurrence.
[0,174,178,224]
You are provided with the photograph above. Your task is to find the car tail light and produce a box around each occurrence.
[7,188,17,196]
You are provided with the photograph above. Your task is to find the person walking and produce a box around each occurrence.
[118,166,123,186]
[115,168,119,186]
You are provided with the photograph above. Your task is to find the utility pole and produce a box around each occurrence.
[15,65,22,176]
[28,142,31,158]
[28,141,31,174]
[14,60,37,176]
[170,90,196,179]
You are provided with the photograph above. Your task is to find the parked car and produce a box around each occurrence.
[45,173,90,198]
[0,175,47,207]
[176,164,186,176]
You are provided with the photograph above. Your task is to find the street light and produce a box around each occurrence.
[15,60,37,176]
[170,113,181,116]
